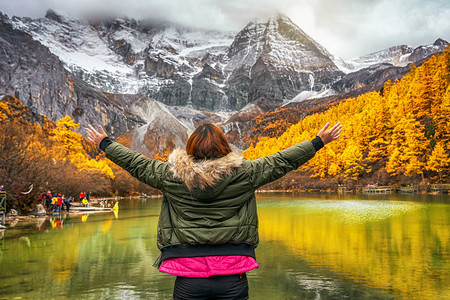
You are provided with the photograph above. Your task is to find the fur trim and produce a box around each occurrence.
[168,148,244,190]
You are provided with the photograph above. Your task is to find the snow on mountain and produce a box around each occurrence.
[284,89,338,106]
[6,11,349,111]
[226,15,336,73]
[3,9,449,154]
[126,97,190,154]
[10,11,138,93]
[407,38,449,62]
[0,14,146,138]
[341,45,414,72]
[8,9,236,101]
[127,96,239,155]
[223,14,343,109]
[6,9,448,106]
[336,39,448,73]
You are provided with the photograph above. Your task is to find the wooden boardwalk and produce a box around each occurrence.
[430,184,450,193]
[362,186,393,193]
[397,187,419,194]
[338,186,353,193]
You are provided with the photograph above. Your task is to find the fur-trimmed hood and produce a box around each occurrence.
[168,148,244,191]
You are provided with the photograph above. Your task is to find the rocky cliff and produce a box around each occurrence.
[0,15,145,137]
[224,15,344,109]
[7,11,346,111]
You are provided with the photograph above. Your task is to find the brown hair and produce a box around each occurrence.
[186,123,232,159]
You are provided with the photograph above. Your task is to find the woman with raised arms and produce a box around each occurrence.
[86,121,342,300]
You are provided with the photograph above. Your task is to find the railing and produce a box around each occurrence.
[0,191,6,225]
[396,186,419,194]
[430,184,450,193]
[362,186,393,193]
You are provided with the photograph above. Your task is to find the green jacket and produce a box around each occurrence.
[105,140,316,263]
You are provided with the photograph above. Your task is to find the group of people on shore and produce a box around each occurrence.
[39,191,72,212]
[39,191,90,212]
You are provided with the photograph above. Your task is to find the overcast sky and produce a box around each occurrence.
[1,0,449,59]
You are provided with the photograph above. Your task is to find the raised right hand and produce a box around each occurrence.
[317,122,343,145]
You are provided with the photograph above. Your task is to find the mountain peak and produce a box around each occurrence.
[45,9,63,22]
[269,13,295,24]
[44,9,78,24]
[434,38,449,47]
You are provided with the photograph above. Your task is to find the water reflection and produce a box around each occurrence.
[0,194,448,299]
[256,194,449,299]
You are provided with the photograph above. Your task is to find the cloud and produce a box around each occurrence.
[296,0,450,58]
[0,0,449,58]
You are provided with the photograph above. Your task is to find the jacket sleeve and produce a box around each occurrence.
[104,142,167,190]
[246,140,316,189]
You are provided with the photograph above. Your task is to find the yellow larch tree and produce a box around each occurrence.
[386,115,428,177]
[427,142,450,180]
[433,86,450,146]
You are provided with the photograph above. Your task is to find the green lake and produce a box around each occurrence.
[0,193,449,299]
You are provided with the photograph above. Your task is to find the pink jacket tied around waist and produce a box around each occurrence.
[159,256,259,278]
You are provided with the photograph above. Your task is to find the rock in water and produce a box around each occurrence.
[35,204,47,216]
[7,209,18,217]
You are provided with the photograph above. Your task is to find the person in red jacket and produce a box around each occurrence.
[79,192,85,202]
[56,194,64,212]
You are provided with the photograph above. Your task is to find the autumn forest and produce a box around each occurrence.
[245,47,450,187]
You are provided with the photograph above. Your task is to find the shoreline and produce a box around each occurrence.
[1,200,116,228]
[255,189,449,195]
[2,190,449,228]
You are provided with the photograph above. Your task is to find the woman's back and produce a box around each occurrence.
[86,121,342,299]
[103,139,316,257]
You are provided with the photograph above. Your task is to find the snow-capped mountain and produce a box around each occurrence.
[122,97,190,155]
[223,15,343,108]
[337,39,448,73]
[6,9,447,112]
[6,10,346,111]
[8,9,236,110]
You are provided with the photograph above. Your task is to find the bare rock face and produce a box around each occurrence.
[7,209,18,217]
[332,53,440,95]
[333,38,449,94]
[224,15,344,109]
[2,10,449,155]
[408,39,449,62]
[119,96,190,155]
[0,15,145,138]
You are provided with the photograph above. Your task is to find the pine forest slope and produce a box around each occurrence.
[244,48,450,185]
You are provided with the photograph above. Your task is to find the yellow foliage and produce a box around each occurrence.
[51,116,114,179]
[427,142,450,177]
[244,47,450,181]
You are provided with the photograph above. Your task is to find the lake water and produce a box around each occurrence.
[0,193,449,299]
